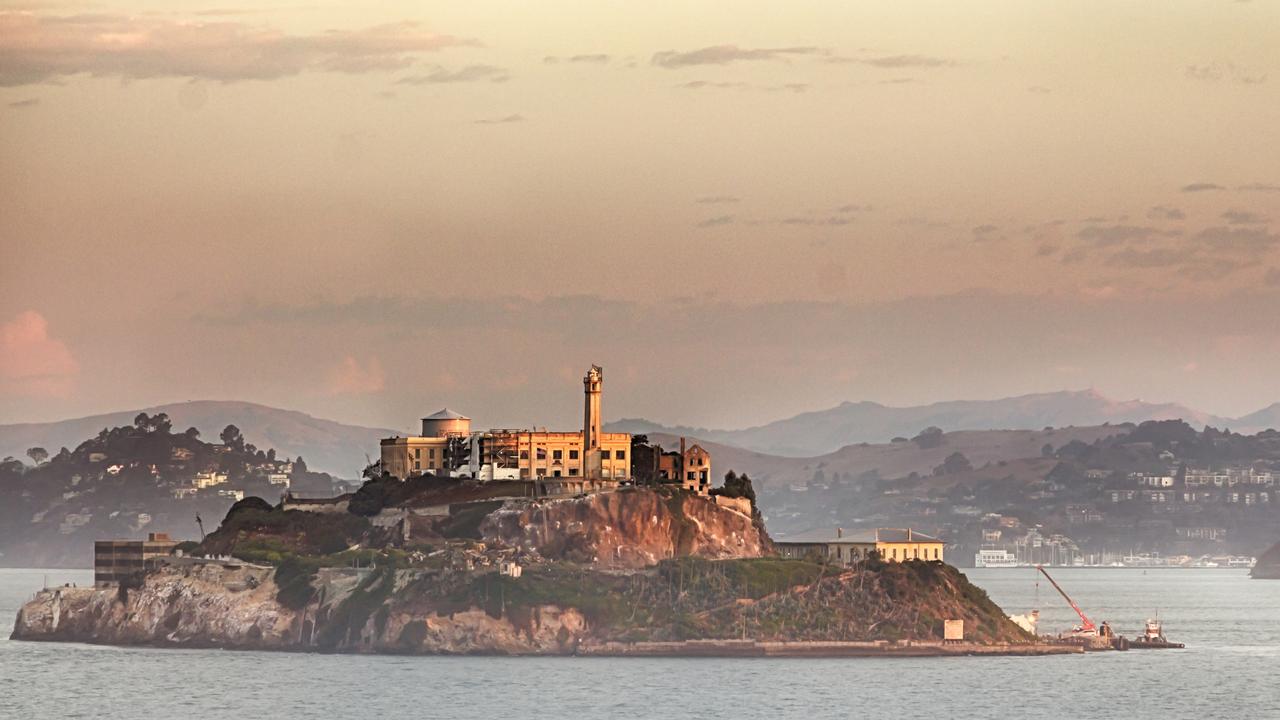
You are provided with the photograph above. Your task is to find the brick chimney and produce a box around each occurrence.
[836,527,843,539]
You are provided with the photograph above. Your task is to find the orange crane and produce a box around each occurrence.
[1036,565,1096,635]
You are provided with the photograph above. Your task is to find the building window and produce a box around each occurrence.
[429,448,435,459]
[892,548,897,560]
[553,449,563,460]
[615,450,625,460]
[537,448,546,461]
[553,470,561,477]
[414,461,420,470]
[569,468,578,476]
[570,450,579,460]
[414,448,421,459]
[933,548,939,560]
[520,450,529,460]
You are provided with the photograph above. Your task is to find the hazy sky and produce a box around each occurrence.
[2,1,1279,432]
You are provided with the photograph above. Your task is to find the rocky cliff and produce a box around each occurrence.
[13,554,1033,653]
[12,561,297,648]
[479,489,768,569]
[12,484,1036,655]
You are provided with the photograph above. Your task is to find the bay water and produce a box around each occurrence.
[2,567,1277,719]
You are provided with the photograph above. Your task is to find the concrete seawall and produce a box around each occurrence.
[578,639,1083,657]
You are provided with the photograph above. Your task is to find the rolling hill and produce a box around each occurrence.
[0,401,395,478]
[610,389,1233,457]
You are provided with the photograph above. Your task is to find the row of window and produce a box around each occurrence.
[889,547,940,561]
[517,449,626,461]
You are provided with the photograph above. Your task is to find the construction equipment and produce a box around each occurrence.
[1036,565,1096,636]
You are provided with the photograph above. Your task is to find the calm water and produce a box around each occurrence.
[3,567,1279,719]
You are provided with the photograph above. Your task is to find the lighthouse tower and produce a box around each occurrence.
[583,365,603,480]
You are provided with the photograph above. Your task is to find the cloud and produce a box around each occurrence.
[696,215,735,228]
[0,12,476,85]
[678,80,748,90]
[0,311,79,398]
[1076,224,1165,247]
[678,79,808,93]
[326,355,385,395]
[696,195,739,204]
[651,44,822,68]
[544,53,611,65]
[971,224,1001,240]
[1147,206,1185,221]
[780,216,852,227]
[825,54,955,68]
[1185,62,1267,85]
[1238,183,1280,193]
[8,97,38,107]
[473,113,523,124]
[398,64,508,84]
[1181,182,1226,192]
[1195,225,1279,256]
[1221,209,1268,225]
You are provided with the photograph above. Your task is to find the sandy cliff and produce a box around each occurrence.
[480,489,767,569]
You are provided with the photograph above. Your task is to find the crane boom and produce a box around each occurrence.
[1036,565,1095,632]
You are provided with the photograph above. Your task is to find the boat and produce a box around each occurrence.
[974,548,1019,568]
[1129,617,1184,649]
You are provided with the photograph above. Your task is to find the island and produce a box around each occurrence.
[11,476,1072,656]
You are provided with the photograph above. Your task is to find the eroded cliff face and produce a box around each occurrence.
[478,488,768,569]
[11,562,590,655]
[12,562,296,648]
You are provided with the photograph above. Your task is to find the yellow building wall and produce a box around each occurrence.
[877,541,944,563]
[380,437,450,479]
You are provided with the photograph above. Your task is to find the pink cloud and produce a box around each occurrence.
[0,310,79,398]
[326,355,385,395]
[0,12,476,86]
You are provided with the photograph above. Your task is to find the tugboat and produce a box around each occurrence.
[1129,617,1184,649]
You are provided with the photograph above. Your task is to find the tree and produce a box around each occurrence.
[184,427,201,439]
[26,447,48,465]
[712,470,757,507]
[913,426,946,449]
[134,412,151,430]
[933,451,972,476]
[1041,443,1054,458]
[220,424,243,448]
[151,412,172,434]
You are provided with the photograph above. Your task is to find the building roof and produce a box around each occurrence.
[422,408,469,421]
[774,527,943,545]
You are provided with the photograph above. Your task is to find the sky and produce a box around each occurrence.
[2,1,1280,433]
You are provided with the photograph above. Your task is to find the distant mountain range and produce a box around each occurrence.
[609,390,1280,457]
[5,391,1279,476]
[0,401,396,478]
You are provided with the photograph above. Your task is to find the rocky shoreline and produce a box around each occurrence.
[11,485,1047,657]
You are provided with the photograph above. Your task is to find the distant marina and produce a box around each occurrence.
[974,546,1255,569]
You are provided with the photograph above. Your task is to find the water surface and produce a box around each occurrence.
[3,567,1277,719]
